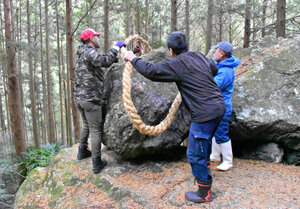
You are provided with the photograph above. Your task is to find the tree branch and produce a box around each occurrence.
[251,15,300,34]
[71,0,98,37]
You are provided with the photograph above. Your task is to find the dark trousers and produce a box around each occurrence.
[186,116,223,181]
[75,100,103,158]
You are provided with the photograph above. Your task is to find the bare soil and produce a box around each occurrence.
[16,145,300,209]
[75,146,300,208]
[101,157,300,208]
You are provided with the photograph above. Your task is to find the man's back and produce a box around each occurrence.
[75,44,104,102]
[168,51,225,122]
[75,44,119,102]
[131,50,226,122]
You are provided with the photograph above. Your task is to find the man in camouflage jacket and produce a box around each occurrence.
[75,29,125,174]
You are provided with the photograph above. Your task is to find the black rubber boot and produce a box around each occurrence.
[185,178,213,203]
[92,157,107,174]
[77,145,92,160]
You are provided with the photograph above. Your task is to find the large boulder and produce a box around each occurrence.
[230,35,300,165]
[0,160,22,208]
[102,48,191,159]
[101,35,300,164]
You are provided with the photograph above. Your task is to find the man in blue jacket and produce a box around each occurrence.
[124,32,226,203]
[210,42,241,171]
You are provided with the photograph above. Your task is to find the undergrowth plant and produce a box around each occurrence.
[19,143,61,176]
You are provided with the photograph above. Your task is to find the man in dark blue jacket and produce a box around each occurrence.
[210,42,241,171]
[124,32,226,203]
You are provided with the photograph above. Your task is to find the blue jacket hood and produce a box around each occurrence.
[217,56,241,68]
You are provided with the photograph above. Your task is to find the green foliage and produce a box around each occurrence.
[0,159,12,170]
[0,158,18,179]
[19,143,61,176]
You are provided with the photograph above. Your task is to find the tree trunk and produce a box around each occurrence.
[66,0,80,144]
[3,0,26,158]
[40,0,47,144]
[276,0,286,38]
[218,12,223,43]
[261,0,268,37]
[0,91,5,138]
[104,0,109,53]
[125,0,130,37]
[0,7,12,149]
[56,0,64,142]
[205,0,214,55]
[145,0,149,40]
[185,0,190,43]
[228,13,233,43]
[243,0,252,48]
[62,35,72,146]
[4,80,12,151]
[0,60,6,138]
[16,0,27,143]
[26,0,39,148]
[45,0,56,143]
[0,4,7,137]
[61,37,71,145]
[33,8,41,142]
[135,0,141,48]
[136,0,141,35]
[0,66,6,138]
[86,0,92,27]
[159,18,162,42]
[252,2,256,41]
[1,3,12,148]
[63,80,71,146]
[56,0,65,143]
[171,0,177,32]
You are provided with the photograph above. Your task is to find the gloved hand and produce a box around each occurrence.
[133,45,142,54]
[115,41,126,48]
[124,51,136,62]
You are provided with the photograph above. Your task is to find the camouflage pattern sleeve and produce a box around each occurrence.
[87,48,118,68]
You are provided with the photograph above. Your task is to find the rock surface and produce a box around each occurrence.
[102,47,191,159]
[244,143,284,163]
[230,35,300,165]
[92,35,300,164]
[0,161,22,209]
[15,144,300,208]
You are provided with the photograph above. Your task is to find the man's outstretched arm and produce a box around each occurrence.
[124,51,180,82]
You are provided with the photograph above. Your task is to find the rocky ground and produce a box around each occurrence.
[15,144,300,209]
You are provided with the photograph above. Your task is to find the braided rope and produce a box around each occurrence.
[120,35,182,136]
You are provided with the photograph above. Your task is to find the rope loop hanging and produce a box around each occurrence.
[120,35,182,136]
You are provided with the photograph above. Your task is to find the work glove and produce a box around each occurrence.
[115,41,126,48]
[133,45,142,54]
[123,51,136,62]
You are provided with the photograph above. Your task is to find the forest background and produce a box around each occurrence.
[0,0,299,161]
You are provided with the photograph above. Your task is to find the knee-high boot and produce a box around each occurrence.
[210,137,221,162]
[185,178,213,203]
[217,140,233,171]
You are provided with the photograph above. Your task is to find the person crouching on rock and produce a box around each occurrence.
[124,31,226,203]
[75,28,125,174]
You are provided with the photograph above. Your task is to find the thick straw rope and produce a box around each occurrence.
[120,35,182,136]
